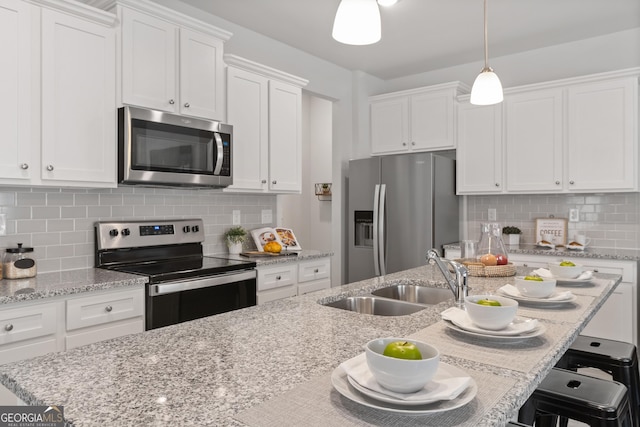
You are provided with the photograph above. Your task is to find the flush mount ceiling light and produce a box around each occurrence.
[470,0,503,105]
[332,0,382,45]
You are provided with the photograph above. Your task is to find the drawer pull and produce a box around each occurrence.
[276,275,281,280]
[5,324,14,332]
[105,305,113,312]
[314,269,319,273]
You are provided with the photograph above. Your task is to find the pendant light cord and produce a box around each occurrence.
[483,0,489,70]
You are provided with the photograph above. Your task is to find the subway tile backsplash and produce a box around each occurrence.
[0,187,276,273]
[466,193,640,249]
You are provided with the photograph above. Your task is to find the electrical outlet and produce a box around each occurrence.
[232,210,241,225]
[569,209,579,222]
[488,208,496,221]
[261,209,272,224]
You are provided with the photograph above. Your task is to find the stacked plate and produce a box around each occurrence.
[331,353,477,414]
[531,268,594,286]
[440,307,546,341]
[497,284,578,306]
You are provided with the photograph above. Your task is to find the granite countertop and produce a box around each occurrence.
[444,242,640,261]
[0,269,148,305]
[223,249,333,266]
[0,264,620,426]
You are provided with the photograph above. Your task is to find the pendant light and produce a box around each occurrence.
[470,0,503,105]
[332,0,381,45]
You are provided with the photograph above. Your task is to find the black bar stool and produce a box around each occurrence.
[518,368,633,426]
[556,335,640,426]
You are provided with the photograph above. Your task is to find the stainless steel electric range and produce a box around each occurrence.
[95,218,256,330]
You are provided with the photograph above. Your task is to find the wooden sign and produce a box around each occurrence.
[535,218,568,246]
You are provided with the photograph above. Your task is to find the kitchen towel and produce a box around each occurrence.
[339,352,471,402]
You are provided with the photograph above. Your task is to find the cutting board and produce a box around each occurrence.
[240,251,299,258]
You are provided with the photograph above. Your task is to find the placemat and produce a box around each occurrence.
[412,320,571,373]
[556,278,609,297]
[234,365,517,427]
[514,294,594,323]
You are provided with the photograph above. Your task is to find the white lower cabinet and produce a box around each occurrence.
[65,287,144,349]
[445,248,637,346]
[257,257,332,304]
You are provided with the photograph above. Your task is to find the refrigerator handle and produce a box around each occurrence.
[373,184,381,276]
[378,184,386,276]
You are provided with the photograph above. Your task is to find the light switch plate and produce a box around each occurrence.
[569,209,579,222]
[232,210,241,225]
[261,209,272,224]
[0,213,5,236]
[488,208,497,221]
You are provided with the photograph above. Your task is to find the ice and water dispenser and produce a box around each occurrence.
[354,211,374,247]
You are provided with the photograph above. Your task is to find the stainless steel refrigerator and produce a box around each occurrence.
[347,153,459,282]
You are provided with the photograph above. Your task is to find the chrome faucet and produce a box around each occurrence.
[426,249,468,307]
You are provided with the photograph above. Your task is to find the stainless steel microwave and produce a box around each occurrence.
[118,106,232,188]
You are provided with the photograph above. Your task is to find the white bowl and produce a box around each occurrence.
[515,276,557,298]
[548,261,584,279]
[464,295,518,330]
[365,337,440,393]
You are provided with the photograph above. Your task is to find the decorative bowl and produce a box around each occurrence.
[464,294,518,330]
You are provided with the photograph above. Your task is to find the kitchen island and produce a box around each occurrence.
[0,264,621,426]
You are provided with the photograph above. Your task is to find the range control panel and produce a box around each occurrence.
[95,219,204,250]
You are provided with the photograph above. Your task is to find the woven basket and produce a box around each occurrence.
[455,259,517,277]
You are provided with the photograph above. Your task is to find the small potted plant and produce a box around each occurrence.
[223,226,247,254]
[502,226,522,245]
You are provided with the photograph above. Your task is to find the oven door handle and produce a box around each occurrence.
[149,270,256,296]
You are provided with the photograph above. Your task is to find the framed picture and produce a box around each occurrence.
[250,227,282,252]
[275,227,302,251]
[535,218,568,246]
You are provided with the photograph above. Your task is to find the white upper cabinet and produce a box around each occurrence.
[566,77,637,192]
[118,0,230,121]
[41,8,116,185]
[456,102,503,194]
[505,89,563,192]
[370,82,469,155]
[225,55,308,194]
[0,0,117,188]
[457,69,639,195]
[0,0,32,183]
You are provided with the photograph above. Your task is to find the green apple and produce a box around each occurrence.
[476,299,502,306]
[524,275,544,281]
[383,341,423,360]
[559,261,576,267]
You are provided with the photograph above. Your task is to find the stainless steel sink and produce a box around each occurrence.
[323,296,426,316]
[371,285,453,305]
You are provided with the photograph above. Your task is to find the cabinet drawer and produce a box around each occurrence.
[298,278,331,295]
[257,265,296,291]
[66,288,144,331]
[298,259,331,283]
[66,318,144,349]
[0,303,58,345]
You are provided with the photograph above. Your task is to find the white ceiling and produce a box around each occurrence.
[181,0,640,80]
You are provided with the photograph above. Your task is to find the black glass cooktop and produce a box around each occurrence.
[109,256,256,284]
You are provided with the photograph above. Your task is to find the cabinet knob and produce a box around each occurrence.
[411,141,416,146]
[5,324,13,332]
[261,179,267,184]
[275,275,281,280]
[272,180,277,185]
[105,305,113,312]
[169,99,175,105]
[314,268,319,273]
[569,180,575,185]
[20,163,29,170]
[495,183,500,187]
[555,181,560,185]
[46,165,54,171]
[184,102,190,108]
[402,142,407,146]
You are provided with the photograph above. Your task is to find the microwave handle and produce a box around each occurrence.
[213,133,224,175]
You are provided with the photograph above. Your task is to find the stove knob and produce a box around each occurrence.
[192,225,199,232]
[109,229,119,237]
[121,228,131,236]
[183,225,191,233]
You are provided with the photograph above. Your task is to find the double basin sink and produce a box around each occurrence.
[322,284,453,316]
